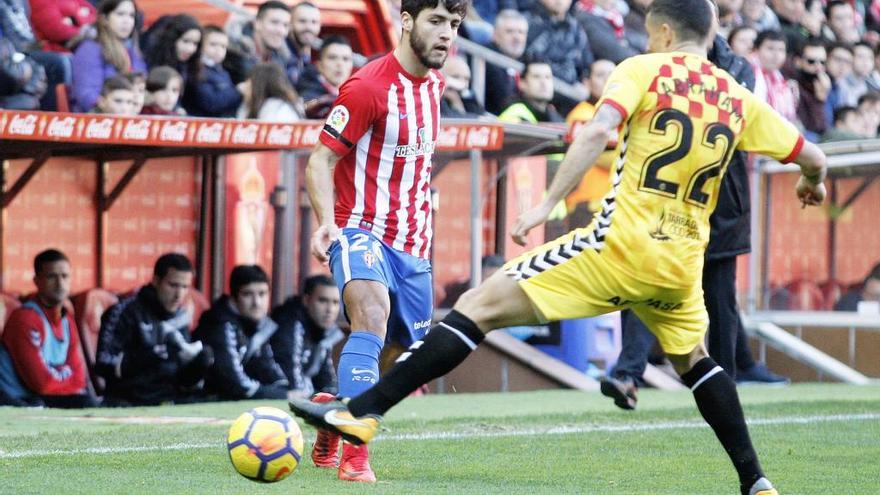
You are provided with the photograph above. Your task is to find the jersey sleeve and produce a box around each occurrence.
[738,94,804,163]
[319,76,381,156]
[596,57,651,122]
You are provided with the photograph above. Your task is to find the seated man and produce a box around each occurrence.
[270,274,343,399]
[193,265,288,400]
[498,58,564,123]
[0,249,97,408]
[296,35,354,119]
[835,263,880,311]
[96,253,212,406]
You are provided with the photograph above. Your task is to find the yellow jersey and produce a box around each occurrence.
[591,52,803,288]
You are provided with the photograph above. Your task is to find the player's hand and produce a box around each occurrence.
[796,175,826,207]
[511,203,553,246]
[311,224,339,264]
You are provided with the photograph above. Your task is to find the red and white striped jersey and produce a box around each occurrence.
[320,52,444,260]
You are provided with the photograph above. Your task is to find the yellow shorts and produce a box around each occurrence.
[503,228,708,355]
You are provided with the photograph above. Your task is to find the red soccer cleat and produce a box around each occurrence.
[338,442,376,482]
[309,393,341,468]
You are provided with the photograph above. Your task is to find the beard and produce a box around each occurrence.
[409,24,447,69]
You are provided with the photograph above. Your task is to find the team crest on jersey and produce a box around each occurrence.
[29,330,41,347]
[326,105,350,134]
[363,250,377,268]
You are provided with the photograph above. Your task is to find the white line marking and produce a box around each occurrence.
[2,412,878,459]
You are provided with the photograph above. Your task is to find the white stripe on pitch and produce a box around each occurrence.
[4,413,877,458]
[371,83,400,240]
[393,74,419,252]
[339,234,352,282]
[411,76,436,258]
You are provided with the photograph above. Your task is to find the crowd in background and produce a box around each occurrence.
[2,0,879,142]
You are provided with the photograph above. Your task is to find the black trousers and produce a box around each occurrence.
[611,256,754,381]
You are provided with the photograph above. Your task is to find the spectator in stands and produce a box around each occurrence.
[771,0,820,56]
[838,42,880,107]
[821,106,866,142]
[96,253,212,406]
[824,43,853,118]
[0,249,97,408]
[440,255,506,308]
[566,58,615,121]
[484,9,528,114]
[182,25,244,118]
[794,38,831,140]
[835,263,880,312]
[28,0,97,53]
[740,0,780,32]
[522,0,592,114]
[858,92,880,137]
[0,35,47,110]
[751,30,798,124]
[140,66,184,115]
[826,0,860,45]
[70,0,145,113]
[238,62,303,122]
[122,70,144,113]
[439,54,488,117]
[622,0,649,53]
[576,0,640,64]
[143,14,202,88]
[713,0,744,38]
[270,275,343,398]
[728,25,757,57]
[297,35,354,119]
[0,0,71,110]
[193,264,288,401]
[226,1,297,86]
[90,74,135,114]
[286,1,321,86]
[498,58,563,123]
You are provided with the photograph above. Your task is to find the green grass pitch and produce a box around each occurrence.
[2,384,879,494]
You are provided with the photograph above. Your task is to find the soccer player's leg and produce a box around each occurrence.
[635,292,778,495]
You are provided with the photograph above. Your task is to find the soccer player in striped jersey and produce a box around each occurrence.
[303,0,468,483]
[292,0,827,493]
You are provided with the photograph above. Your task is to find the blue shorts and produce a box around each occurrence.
[329,228,433,347]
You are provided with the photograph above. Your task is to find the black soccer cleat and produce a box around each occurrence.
[288,396,381,445]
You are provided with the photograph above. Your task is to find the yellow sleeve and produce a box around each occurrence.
[738,94,804,163]
[596,56,650,122]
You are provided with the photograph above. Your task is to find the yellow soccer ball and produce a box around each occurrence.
[227,406,304,482]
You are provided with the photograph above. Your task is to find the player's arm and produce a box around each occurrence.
[305,142,343,263]
[791,140,827,207]
[511,104,622,245]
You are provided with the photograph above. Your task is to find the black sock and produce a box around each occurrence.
[348,310,485,417]
[680,357,763,494]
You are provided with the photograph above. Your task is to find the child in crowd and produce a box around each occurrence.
[182,25,244,118]
[141,66,185,115]
[91,74,136,115]
[237,62,303,122]
[123,71,146,114]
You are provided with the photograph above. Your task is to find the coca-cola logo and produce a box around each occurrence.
[122,119,151,140]
[159,121,188,142]
[436,126,459,148]
[85,118,114,139]
[8,114,38,136]
[231,123,259,144]
[299,124,321,146]
[465,126,491,148]
[46,116,76,138]
[266,125,293,145]
[196,122,224,143]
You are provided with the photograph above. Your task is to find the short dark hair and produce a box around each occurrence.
[798,37,826,57]
[154,253,193,279]
[647,0,714,44]
[318,35,351,60]
[203,24,226,37]
[302,274,336,295]
[230,265,270,296]
[521,56,551,78]
[34,249,69,275]
[858,92,880,107]
[755,30,785,49]
[727,25,756,47]
[291,1,318,14]
[401,0,469,20]
[481,255,505,269]
[853,41,873,53]
[145,65,182,92]
[101,75,133,95]
[833,105,858,125]
[257,0,290,18]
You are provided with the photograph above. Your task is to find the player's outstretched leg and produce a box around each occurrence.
[668,348,778,495]
[290,270,541,442]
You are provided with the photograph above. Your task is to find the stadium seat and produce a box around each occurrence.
[71,288,119,393]
[183,288,210,332]
[55,84,70,113]
[0,292,22,337]
[784,280,825,310]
